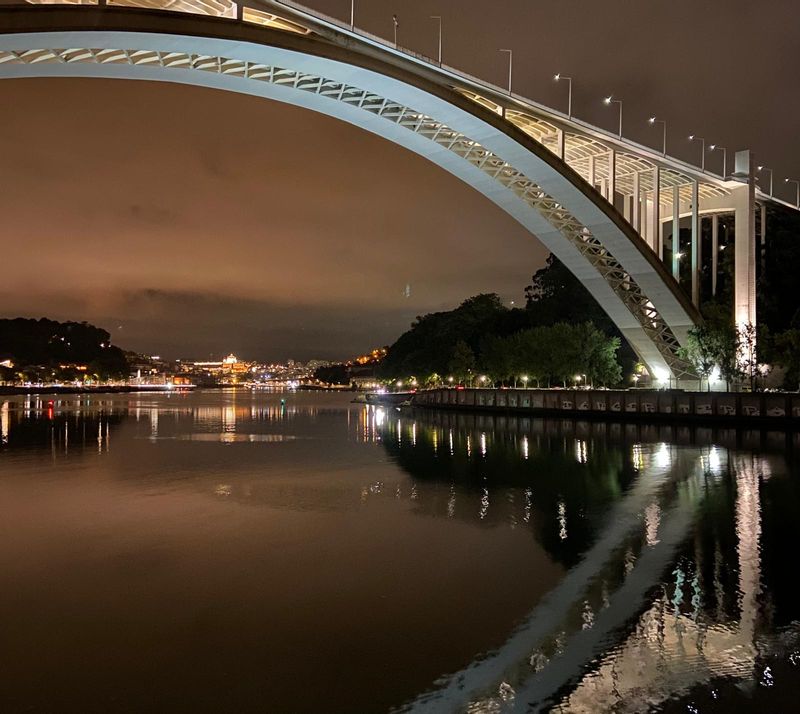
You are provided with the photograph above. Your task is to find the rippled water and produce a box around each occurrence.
[1,390,799,713]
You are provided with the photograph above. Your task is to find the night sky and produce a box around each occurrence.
[1,0,797,361]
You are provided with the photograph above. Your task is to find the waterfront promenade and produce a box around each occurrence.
[412,387,800,425]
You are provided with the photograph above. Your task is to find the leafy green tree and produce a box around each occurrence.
[448,340,476,384]
[679,324,724,391]
[773,328,800,390]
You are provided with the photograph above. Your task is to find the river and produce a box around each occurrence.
[1,390,798,713]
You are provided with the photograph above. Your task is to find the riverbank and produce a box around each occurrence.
[412,387,800,425]
[0,385,194,395]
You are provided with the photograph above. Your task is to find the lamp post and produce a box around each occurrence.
[554,73,572,118]
[392,14,398,48]
[604,95,623,138]
[709,144,727,178]
[689,135,705,171]
[648,116,667,156]
[349,0,354,29]
[521,375,529,389]
[786,178,800,207]
[499,49,513,95]
[757,165,773,197]
[430,15,442,65]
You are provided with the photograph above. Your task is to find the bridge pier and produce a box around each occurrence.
[691,180,700,307]
[732,151,757,334]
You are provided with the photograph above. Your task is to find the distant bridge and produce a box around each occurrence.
[0,0,794,383]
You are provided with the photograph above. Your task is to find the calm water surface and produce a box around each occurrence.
[1,390,799,713]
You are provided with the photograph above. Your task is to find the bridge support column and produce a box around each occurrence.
[632,171,641,234]
[608,150,616,208]
[555,129,565,160]
[759,203,766,278]
[672,186,680,280]
[588,155,596,192]
[732,150,757,332]
[691,180,700,307]
[652,166,661,258]
[711,214,719,297]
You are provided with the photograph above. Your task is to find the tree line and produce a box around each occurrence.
[0,318,129,381]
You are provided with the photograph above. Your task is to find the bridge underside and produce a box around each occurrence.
[0,6,705,381]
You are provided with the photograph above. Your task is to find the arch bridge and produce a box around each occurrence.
[0,0,793,384]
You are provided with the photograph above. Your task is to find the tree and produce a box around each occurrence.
[773,328,800,391]
[679,324,724,391]
[314,364,349,385]
[448,340,475,384]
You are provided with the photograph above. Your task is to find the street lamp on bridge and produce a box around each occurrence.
[785,178,800,207]
[392,14,399,48]
[499,49,513,95]
[709,144,728,178]
[648,116,667,156]
[604,95,623,138]
[757,165,773,196]
[688,135,705,171]
[554,73,572,118]
[430,15,442,65]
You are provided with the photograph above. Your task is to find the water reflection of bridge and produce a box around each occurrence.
[363,406,787,713]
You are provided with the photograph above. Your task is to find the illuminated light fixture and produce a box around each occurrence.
[604,95,623,137]
[757,165,774,196]
[688,134,706,170]
[709,144,728,177]
[653,367,670,383]
[554,73,572,118]
[785,177,800,207]
[648,115,667,155]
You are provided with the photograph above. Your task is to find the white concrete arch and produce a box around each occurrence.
[0,5,703,380]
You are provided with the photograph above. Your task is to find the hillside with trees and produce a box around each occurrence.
[379,257,626,388]
[0,318,129,382]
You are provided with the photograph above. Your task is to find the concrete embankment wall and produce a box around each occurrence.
[412,388,800,424]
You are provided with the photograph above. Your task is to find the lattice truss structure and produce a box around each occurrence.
[0,43,695,377]
[461,90,730,208]
[27,0,310,33]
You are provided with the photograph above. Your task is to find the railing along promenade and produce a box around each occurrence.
[412,387,800,425]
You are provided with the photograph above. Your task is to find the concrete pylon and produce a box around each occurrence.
[732,151,757,332]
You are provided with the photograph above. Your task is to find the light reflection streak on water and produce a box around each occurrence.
[1,396,794,713]
[1,400,9,444]
[402,443,723,714]
[557,500,567,540]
